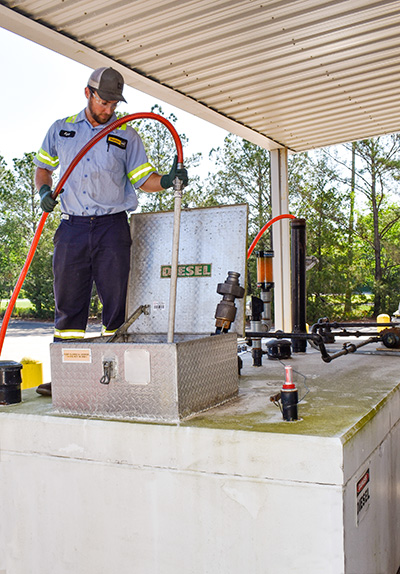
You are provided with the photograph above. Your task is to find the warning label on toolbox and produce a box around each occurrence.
[356,468,370,525]
[62,349,92,363]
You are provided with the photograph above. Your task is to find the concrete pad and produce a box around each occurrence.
[0,327,399,573]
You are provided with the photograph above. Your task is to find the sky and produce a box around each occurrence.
[0,26,229,175]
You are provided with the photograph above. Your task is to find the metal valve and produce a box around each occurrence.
[214,271,245,334]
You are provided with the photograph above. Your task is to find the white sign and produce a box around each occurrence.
[62,349,92,364]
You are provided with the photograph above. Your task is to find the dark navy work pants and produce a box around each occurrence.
[52,212,131,341]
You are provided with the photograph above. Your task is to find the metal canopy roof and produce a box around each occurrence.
[1,0,400,152]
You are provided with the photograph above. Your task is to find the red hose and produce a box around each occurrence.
[0,113,184,355]
[247,213,296,259]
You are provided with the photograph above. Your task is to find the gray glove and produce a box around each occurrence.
[160,156,188,189]
[39,184,58,213]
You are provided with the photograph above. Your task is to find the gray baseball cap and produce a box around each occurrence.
[87,67,127,102]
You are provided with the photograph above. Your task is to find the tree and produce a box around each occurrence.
[331,136,400,315]
[208,135,271,246]
[289,150,354,320]
[343,143,357,316]
[0,156,19,297]
[23,218,58,318]
[0,152,58,317]
[125,104,205,211]
[205,135,272,294]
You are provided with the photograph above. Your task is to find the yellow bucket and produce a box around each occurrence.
[377,313,390,333]
[20,359,43,390]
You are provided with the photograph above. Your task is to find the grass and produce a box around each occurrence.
[0,298,35,319]
[1,298,33,310]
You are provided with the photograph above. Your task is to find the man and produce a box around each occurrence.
[34,67,188,395]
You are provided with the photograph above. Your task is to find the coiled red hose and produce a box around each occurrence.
[0,113,184,355]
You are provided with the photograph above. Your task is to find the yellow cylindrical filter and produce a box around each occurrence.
[20,357,43,390]
[377,314,390,333]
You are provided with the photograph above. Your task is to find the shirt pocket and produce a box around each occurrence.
[100,137,127,173]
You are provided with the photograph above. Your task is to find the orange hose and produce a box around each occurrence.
[0,113,184,355]
[247,213,296,259]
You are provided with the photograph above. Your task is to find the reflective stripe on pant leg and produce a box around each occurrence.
[53,329,86,341]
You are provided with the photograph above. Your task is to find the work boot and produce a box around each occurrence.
[36,382,52,397]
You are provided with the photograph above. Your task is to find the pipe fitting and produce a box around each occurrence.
[215,271,245,334]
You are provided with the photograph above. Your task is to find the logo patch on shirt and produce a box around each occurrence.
[106,134,128,150]
[59,130,76,138]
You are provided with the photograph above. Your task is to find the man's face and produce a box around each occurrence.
[86,88,119,125]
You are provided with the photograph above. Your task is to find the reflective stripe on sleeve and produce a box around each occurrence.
[36,147,59,168]
[127,162,155,185]
[66,114,78,123]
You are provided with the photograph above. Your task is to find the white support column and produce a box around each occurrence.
[270,148,291,331]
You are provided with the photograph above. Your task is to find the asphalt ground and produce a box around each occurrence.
[0,320,102,383]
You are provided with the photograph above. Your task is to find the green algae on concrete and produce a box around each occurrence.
[1,345,399,442]
[184,347,400,439]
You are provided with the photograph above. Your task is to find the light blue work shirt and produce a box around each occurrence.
[34,109,155,216]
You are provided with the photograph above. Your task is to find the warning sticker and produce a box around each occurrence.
[62,349,92,363]
[356,468,370,525]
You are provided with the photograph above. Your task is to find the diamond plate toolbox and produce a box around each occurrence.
[51,204,247,422]
[51,333,238,422]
